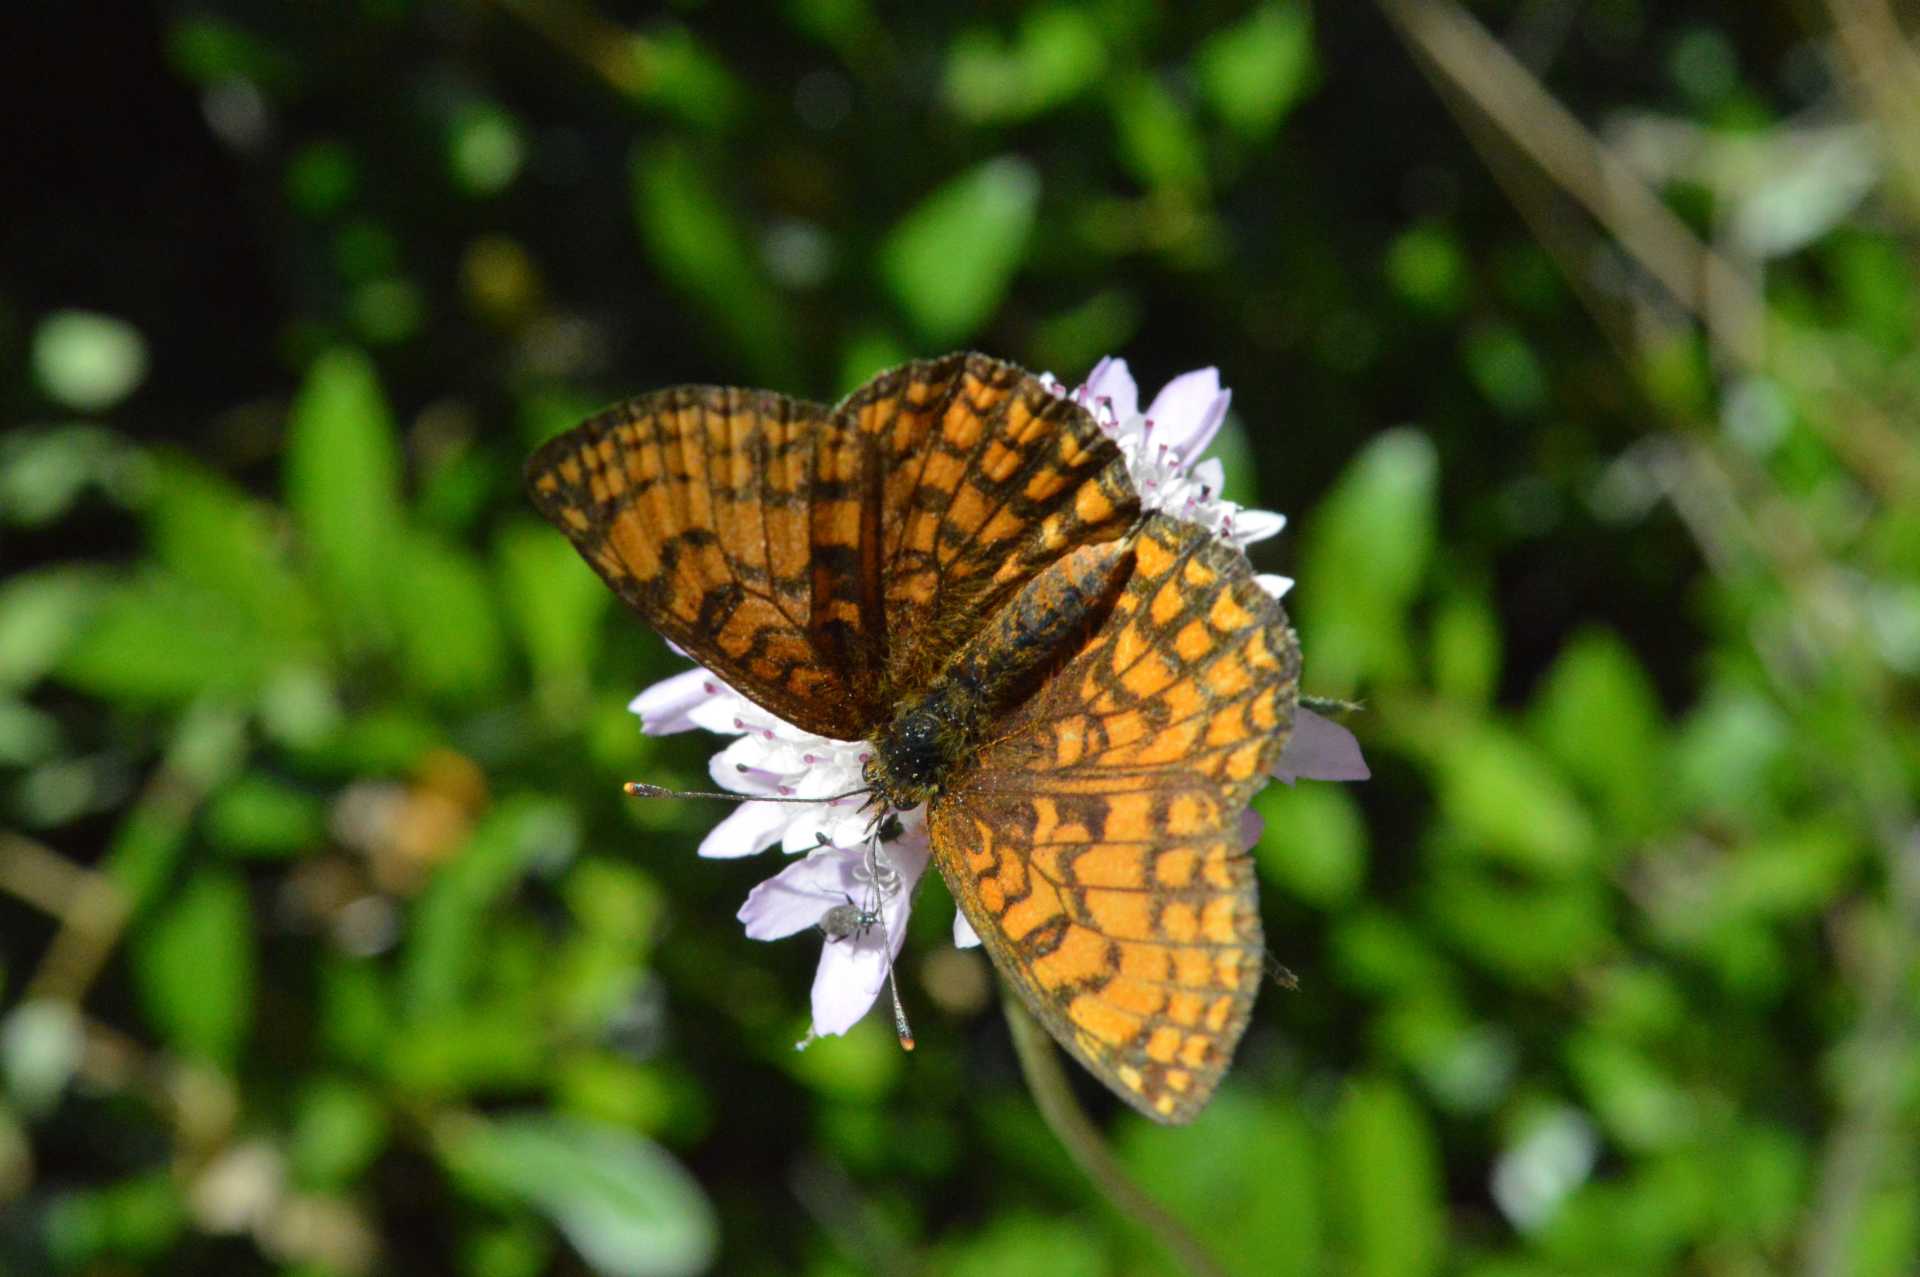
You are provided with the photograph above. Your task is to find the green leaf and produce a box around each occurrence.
[394,532,508,701]
[938,1212,1107,1277]
[1463,323,1549,416]
[402,797,577,1017]
[1426,868,1612,986]
[448,1114,717,1277]
[1298,428,1438,688]
[1254,779,1367,907]
[1195,3,1315,139]
[1529,628,1669,834]
[880,157,1040,345]
[286,348,405,650]
[44,1172,187,1266]
[1434,723,1596,876]
[1111,74,1208,194]
[204,774,326,857]
[1330,1077,1444,1277]
[291,1077,390,1189]
[498,521,608,717]
[1121,1092,1321,1277]
[131,870,254,1065]
[635,24,744,130]
[146,455,320,650]
[32,311,149,411]
[944,8,1107,124]
[0,567,108,690]
[0,425,145,525]
[1430,587,1501,705]
[1030,288,1143,379]
[1565,1031,1695,1151]
[1385,223,1468,315]
[57,571,277,704]
[104,704,248,915]
[630,143,797,384]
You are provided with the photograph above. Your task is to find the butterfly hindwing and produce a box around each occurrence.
[927,515,1300,1123]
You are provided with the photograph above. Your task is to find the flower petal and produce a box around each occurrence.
[1082,356,1138,423]
[806,837,929,1036]
[696,800,792,858]
[1147,368,1229,458]
[1255,573,1295,599]
[1273,708,1370,784]
[628,668,716,735]
[953,909,981,949]
[737,853,850,940]
[811,934,886,1036]
[1239,807,1264,850]
[1231,508,1288,544]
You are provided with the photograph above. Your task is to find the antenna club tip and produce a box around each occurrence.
[899,1036,916,1051]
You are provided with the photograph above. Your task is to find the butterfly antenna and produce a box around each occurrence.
[863,840,915,1052]
[623,782,867,804]
[877,918,915,1052]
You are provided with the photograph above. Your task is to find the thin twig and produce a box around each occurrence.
[1822,0,1920,219]
[1,831,129,1005]
[1374,0,1920,502]
[1002,995,1231,1277]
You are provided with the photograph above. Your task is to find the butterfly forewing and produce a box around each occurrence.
[927,515,1301,1123]
[527,355,1135,735]
[525,385,885,739]
[838,354,1138,695]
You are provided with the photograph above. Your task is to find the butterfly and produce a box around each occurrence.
[525,352,1301,1122]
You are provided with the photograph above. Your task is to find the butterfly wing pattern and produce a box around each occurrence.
[525,353,1135,736]
[929,515,1298,1122]
[528,355,1300,1123]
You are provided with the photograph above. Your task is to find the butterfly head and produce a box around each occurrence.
[864,699,962,809]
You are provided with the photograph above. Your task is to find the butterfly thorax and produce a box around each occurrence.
[865,537,1135,809]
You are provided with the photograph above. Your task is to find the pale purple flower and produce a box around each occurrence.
[631,354,1366,1036]
[1273,708,1371,784]
[735,814,929,1035]
[1042,357,1292,593]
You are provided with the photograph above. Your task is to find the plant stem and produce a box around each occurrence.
[1002,995,1231,1277]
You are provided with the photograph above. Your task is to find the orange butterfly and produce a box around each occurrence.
[526,353,1301,1122]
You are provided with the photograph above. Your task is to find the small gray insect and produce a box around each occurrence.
[819,894,881,942]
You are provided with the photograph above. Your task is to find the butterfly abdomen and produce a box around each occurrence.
[868,539,1135,807]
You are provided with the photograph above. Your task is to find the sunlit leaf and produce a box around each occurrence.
[1110,74,1207,194]
[131,870,254,1065]
[394,532,509,701]
[1195,3,1315,139]
[205,773,326,857]
[1121,1092,1321,1277]
[1299,428,1437,688]
[631,143,797,384]
[1529,629,1670,834]
[31,311,149,412]
[0,567,108,689]
[286,348,405,650]
[498,521,608,717]
[449,1114,717,1277]
[1254,779,1367,907]
[1330,1077,1444,1277]
[880,157,1039,344]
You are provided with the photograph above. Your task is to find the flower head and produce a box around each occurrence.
[630,354,1366,1041]
[1041,357,1291,592]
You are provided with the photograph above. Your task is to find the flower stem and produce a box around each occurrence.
[1002,995,1231,1277]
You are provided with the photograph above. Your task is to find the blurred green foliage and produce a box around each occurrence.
[5,1,1920,1275]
